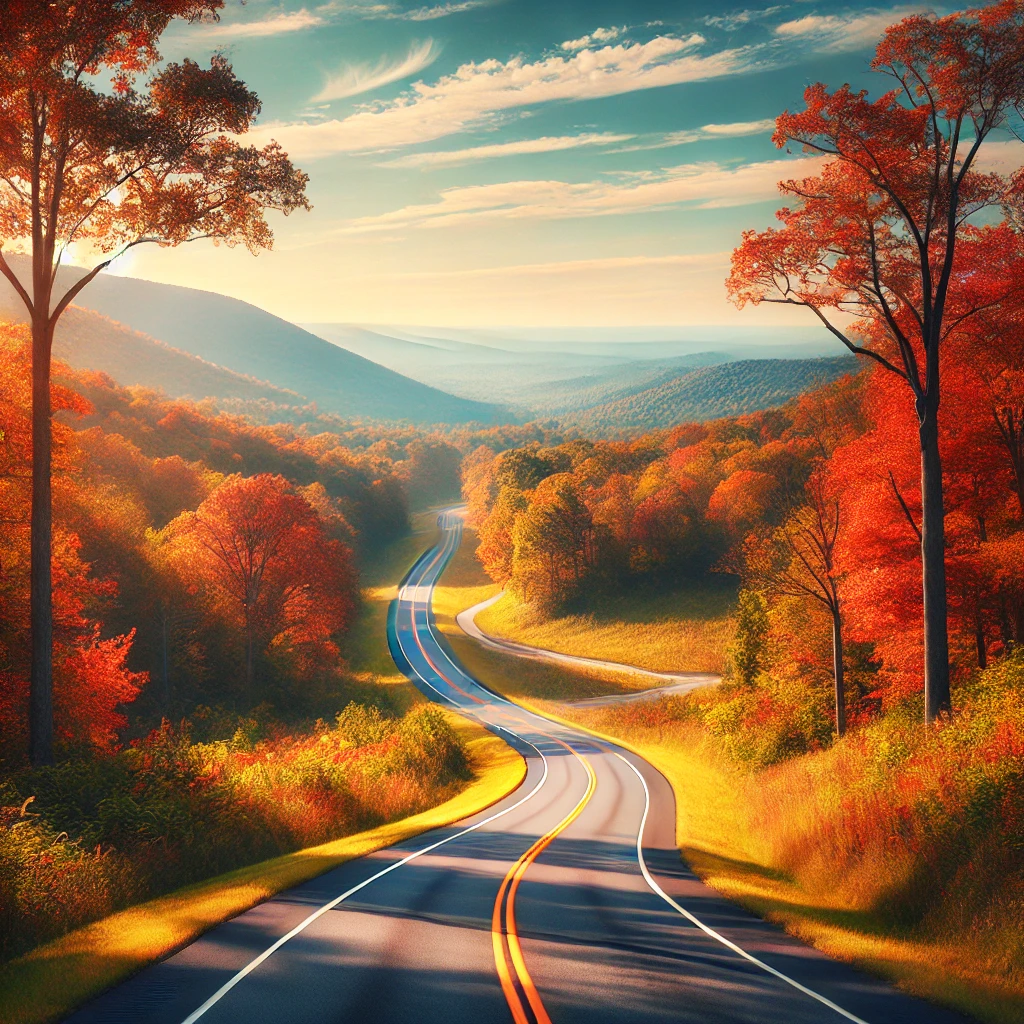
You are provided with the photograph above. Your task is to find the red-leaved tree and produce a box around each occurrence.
[728,3,1024,721]
[0,2,309,762]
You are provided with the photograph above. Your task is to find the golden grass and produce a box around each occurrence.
[472,556,736,676]
[0,714,525,1024]
[346,510,442,683]
[552,714,1024,1024]
[432,527,649,701]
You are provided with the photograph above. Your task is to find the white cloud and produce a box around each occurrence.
[775,8,924,53]
[400,2,490,20]
[253,34,762,157]
[561,26,626,51]
[380,132,634,167]
[323,1,491,19]
[314,40,441,101]
[701,118,775,137]
[199,9,323,39]
[377,252,730,279]
[338,155,824,233]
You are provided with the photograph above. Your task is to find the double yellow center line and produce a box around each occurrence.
[491,743,597,1024]
[405,533,598,1022]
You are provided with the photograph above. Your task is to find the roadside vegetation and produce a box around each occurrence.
[0,703,470,964]
[0,330,547,977]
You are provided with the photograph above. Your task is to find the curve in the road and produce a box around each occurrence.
[64,507,974,1024]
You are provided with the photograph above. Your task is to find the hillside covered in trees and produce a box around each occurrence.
[566,357,858,433]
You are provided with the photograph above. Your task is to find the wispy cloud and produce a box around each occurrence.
[704,7,785,32]
[613,119,775,152]
[322,1,491,19]
[775,7,923,53]
[199,9,323,39]
[314,40,441,101]
[399,1,491,19]
[375,253,730,280]
[561,26,626,51]
[701,119,776,136]
[254,34,763,157]
[380,132,634,168]
[337,155,824,233]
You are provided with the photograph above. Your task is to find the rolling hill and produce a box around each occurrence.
[39,305,301,405]
[0,263,505,425]
[569,356,860,433]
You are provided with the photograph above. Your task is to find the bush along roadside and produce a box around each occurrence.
[0,702,469,965]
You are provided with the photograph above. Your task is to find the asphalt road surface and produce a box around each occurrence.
[65,510,972,1024]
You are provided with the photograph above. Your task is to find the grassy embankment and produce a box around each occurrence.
[0,512,525,1024]
[441,527,1024,1024]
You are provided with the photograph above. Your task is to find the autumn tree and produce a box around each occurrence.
[728,2,1024,722]
[0,2,309,763]
[171,474,353,697]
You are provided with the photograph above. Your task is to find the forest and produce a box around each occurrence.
[0,319,566,963]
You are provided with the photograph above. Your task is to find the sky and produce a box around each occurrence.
[111,1,936,328]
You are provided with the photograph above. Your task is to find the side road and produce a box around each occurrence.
[458,592,719,705]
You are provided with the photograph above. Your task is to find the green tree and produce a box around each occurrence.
[728,590,769,687]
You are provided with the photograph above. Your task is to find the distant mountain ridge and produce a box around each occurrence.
[569,357,861,433]
[0,262,506,425]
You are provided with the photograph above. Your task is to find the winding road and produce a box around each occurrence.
[66,510,971,1024]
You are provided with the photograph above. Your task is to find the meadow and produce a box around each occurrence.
[475,577,736,676]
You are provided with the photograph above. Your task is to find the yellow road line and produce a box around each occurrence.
[492,744,598,1024]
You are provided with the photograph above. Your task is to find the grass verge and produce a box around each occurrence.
[0,717,524,1024]
[548,710,1022,1024]
[474,563,736,676]
[431,528,648,701]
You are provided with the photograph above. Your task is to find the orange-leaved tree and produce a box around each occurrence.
[0,1,310,763]
[727,2,1024,722]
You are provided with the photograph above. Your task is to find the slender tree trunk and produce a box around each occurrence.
[831,604,845,738]
[974,595,987,670]
[919,404,952,722]
[29,312,53,766]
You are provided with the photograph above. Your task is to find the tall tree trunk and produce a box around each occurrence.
[29,312,53,766]
[831,604,845,738]
[245,606,253,700]
[974,595,987,670]
[919,404,952,722]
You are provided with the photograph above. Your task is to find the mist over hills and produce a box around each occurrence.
[0,260,857,432]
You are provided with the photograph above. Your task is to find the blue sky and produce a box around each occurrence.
[118,1,932,327]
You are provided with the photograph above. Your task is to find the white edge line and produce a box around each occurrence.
[613,751,870,1024]
[179,518,551,1024]
[433,512,869,1024]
